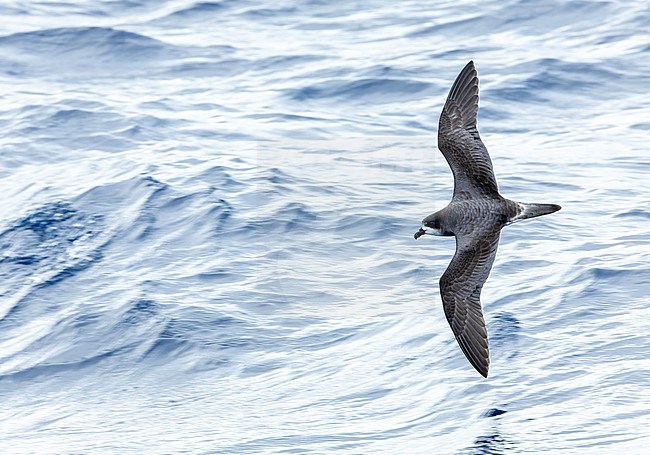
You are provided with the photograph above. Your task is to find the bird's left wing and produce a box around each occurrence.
[439,228,501,377]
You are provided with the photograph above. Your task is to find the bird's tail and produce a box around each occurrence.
[511,202,561,223]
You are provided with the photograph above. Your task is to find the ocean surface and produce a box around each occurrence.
[0,1,649,453]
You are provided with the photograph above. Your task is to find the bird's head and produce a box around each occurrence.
[414,213,452,239]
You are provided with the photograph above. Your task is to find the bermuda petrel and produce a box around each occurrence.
[415,61,561,378]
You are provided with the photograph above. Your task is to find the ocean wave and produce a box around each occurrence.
[289,78,432,103]
[0,26,186,78]
[164,1,229,19]
[0,27,174,56]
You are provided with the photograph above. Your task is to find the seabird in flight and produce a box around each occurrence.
[415,61,561,378]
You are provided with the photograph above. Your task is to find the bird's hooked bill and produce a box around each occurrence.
[414,227,426,240]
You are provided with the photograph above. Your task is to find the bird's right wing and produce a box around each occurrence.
[438,61,500,200]
[439,228,501,377]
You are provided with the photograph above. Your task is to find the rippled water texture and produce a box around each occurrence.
[1,1,649,453]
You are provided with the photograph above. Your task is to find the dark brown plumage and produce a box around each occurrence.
[415,61,561,378]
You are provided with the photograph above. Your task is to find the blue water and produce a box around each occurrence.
[1,1,649,453]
